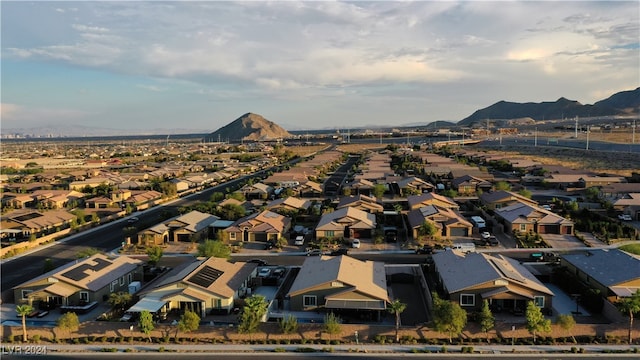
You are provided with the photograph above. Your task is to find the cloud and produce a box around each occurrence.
[136,84,167,92]
[0,103,91,126]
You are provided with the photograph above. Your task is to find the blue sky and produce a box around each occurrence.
[2,1,639,133]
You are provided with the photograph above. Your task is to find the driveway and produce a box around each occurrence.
[541,234,587,249]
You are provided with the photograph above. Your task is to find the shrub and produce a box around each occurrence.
[441,345,448,353]
[273,347,286,352]
[124,348,132,352]
[31,335,40,343]
[101,347,118,352]
[295,347,317,353]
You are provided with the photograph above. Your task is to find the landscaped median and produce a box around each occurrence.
[2,319,638,352]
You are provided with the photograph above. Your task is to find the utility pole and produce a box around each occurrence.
[633,119,636,144]
[534,127,538,147]
[574,116,578,138]
[586,126,590,150]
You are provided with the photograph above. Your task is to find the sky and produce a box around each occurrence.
[1,1,639,134]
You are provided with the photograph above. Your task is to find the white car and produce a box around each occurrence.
[294,236,305,246]
[618,214,633,221]
[258,268,271,277]
[351,239,361,248]
[481,231,491,240]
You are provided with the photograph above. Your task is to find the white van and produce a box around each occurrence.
[294,236,305,246]
[452,242,476,253]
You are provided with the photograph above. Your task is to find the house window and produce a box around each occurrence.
[534,296,545,307]
[303,295,317,308]
[230,232,236,241]
[21,290,32,300]
[460,294,475,307]
[128,273,132,284]
[519,224,527,231]
[119,276,125,286]
[79,291,89,302]
[325,230,334,238]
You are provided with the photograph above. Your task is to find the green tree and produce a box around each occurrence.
[323,312,341,341]
[418,221,438,243]
[76,247,100,259]
[432,292,467,343]
[146,246,163,266]
[525,301,551,343]
[372,184,386,199]
[108,292,132,313]
[388,299,407,342]
[556,313,576,343]
[478,300,495,342]
[518,188,532,199]
[177,309,200,338]
[494,181,511,191]
[16,304,34,342]
[279,314,298,334]
[217,203,246,221]
[617,289,640,344]
[138,310,155,341]
[238,295,268,336]
[197,239,231,259]
[56,312,79,339]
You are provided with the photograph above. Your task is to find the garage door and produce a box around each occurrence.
[254,233,267,242]
[450,227,468,237]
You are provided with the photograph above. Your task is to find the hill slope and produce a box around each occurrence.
[458,88,639,126]
[204,113,292,142]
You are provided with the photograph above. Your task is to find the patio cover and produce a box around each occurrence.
[128,297,166,313]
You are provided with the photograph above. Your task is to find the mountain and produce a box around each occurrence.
[458,88,639,126]
[204,113,292,142]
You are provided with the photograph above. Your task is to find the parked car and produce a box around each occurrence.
[258,268,271,277]
[264,240,275,250]
[415,245,433,254]
[294,236,305,246]
[247,259,268,266]
[351,239,361,248]
[481,231,491,240]
[127,217,139,224]
[329,248,349,256]
[306,249,323,256]
[272,267,286,278]
[486,236,499,246]
[618,214,633,221]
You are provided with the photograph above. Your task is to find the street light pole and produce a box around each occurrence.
[355,330,359,345]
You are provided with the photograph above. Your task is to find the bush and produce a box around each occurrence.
[273,347,286,352]
[295,347,317,353]
[31,334,40,343]
[124,348,132,352]
[101,348,118,352]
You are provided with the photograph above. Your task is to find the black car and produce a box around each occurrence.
[329,248,349,256]
[264,240,276,250]
[247,259,268,266]
[415,245,433,254]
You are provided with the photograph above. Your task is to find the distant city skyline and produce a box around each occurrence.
[1,1,639,133]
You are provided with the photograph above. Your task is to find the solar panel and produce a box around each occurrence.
[187,265,224,288]
[61,257,113,281]
[490,258,525,283]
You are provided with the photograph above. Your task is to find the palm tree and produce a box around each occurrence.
[618,290,640,344]
[387,299,407,342]
[16,304,34,342]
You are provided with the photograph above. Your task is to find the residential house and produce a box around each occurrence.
[407,205,473,238]
[287,255,389,319]
[407,193,459,210]
[392,176,435,196]
[126,257,257,318]
[2,210,76,239]
[336,195,383,214]
[612,193,640,220]
[560,249,640,302]
[13,254,143,310]
[296,180,323,198]
[315,207,376,240]
[137,223,169,247]
[164,210,220,242]
[432,250,554,313]
[223,210,291,243]
[240,182,273,200]
[480,190,539,210]
[348,178,375,197]
[495,202,574,235]
[85,196,115,209]
[451,175,493,195]
[265,197,312,215]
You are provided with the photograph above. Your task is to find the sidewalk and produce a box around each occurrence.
[15,343,640,355]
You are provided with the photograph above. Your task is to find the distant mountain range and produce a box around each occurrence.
[458,87,639,126]
[3,88,637,138]
[203,113,292,142]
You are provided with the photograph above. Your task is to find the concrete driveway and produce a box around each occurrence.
[541,234,586,249]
